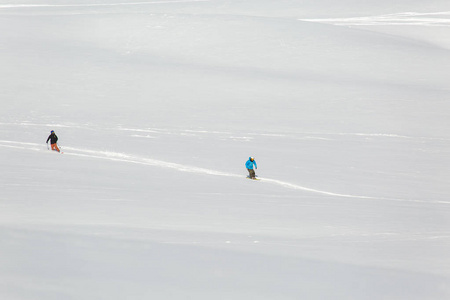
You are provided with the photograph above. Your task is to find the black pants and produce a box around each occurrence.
[247,169,256,178]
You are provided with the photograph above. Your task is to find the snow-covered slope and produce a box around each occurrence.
[1,1,450,299]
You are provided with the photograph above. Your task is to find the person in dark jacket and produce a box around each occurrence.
[245,157,257,179]
[46,130,60,152]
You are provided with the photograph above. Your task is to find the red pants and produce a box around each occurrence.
[51,143,60,152]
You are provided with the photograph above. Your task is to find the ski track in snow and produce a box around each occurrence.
[2,122,449,141]
[105,126,450,142]
[300,11,450,27]
[1,139,448,205]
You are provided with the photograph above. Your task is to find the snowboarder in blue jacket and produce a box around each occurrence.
[245,157,257,179]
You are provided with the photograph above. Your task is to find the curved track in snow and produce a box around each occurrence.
[1,139,448,205]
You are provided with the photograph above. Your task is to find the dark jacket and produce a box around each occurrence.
[46,133,58,144]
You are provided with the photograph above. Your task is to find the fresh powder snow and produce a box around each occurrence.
[1,0,450,299]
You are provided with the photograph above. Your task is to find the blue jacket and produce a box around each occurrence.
[245,157,257,169]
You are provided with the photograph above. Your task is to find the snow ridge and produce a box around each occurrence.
[300,11,450,27]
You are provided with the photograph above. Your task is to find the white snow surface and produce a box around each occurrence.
[1,0,450,299]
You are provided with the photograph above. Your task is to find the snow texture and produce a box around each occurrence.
[1,0,450,299]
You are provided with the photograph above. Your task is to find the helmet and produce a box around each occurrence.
[51,130,54,133]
